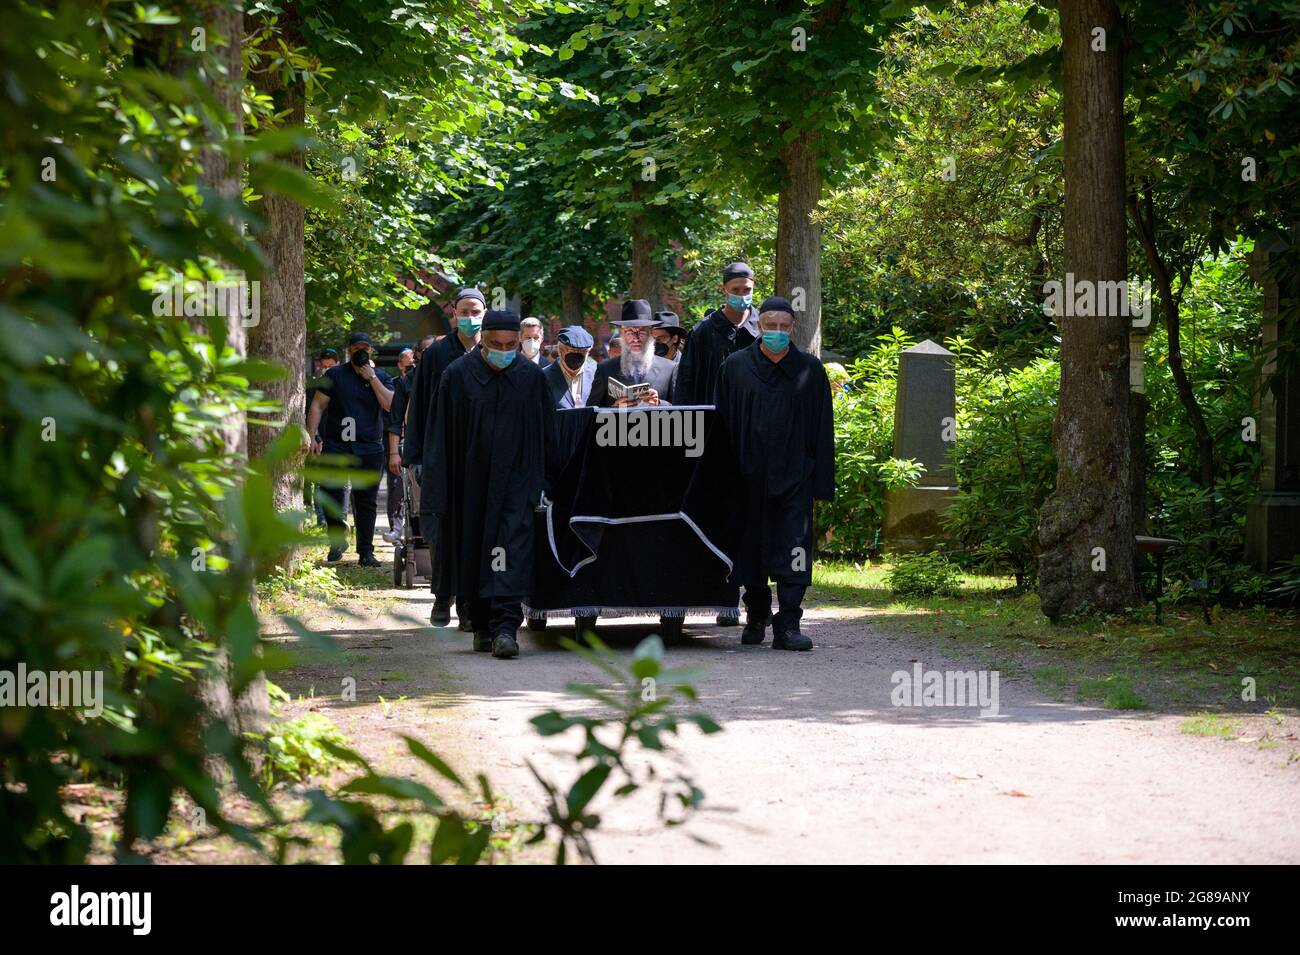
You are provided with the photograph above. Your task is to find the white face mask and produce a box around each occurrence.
[521,338,541,358]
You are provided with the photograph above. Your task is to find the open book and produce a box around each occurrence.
[607,377,652,405]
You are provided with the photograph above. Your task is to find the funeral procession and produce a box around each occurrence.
[307,262,836,660]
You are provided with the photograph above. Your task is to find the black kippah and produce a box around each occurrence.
[482,308,520,331]
[757,296,795,317]
[723,261,754,283]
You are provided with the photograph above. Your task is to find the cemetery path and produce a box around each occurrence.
[276,572,1300,865]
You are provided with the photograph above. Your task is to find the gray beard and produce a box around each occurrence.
[619,344,655,381]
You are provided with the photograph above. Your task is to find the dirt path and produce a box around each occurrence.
[270,507,1300,865]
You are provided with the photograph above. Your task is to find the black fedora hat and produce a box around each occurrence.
[653,310,685,336]
[613,299,658,327]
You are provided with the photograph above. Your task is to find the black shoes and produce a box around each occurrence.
[491,633,519,659]
[429,599,452,627]
[659,616,686,646]
[472,630,493,652]
[457,617,474,633]
[326,548,343,563]
[772,622,813,651]
[358,553,382,568]
[741,611,769,645]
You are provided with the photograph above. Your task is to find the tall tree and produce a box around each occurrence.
[1036,0,1137,619]
[662,0,895,354]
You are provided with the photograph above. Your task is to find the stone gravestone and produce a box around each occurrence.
[884,340,958,551]
[1245,229,1300,571]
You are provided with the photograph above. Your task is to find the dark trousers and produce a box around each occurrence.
[469,596,523,635]
[320,452,384,557]
[742,576,807,629]
[385,467,403,532]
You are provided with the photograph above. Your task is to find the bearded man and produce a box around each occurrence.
[590,299,676,407]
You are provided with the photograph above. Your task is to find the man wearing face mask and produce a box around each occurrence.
[519,317,550,367]
[306,332,395,566]
[674,261,759,406]
[590,299,676,407]
[405,287,486,628]
[543,325,596,409]
[709,296,835,651]
[652,310,687,396]
[428,309,553,659]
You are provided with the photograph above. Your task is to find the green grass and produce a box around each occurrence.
[1181,713,1238,738]
[1077,674,1148,710]
[812,559,1300,711]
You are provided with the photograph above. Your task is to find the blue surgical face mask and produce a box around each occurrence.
[486,347,516,369]
[457,315,483,336]
[762,330,790,352]
[726,293,753,311]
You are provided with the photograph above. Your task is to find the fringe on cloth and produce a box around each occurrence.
[524,605,740,620]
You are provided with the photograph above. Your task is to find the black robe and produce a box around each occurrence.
[427,347,554,601]
[403,332,469,478]
[694,340,835,584]
[673,306,757,406]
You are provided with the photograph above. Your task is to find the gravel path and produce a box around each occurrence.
[291,586,1299,865]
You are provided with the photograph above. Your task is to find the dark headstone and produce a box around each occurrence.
[884,340,958,551]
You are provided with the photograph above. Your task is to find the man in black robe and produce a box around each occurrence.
[427,309,554,659]
[674,261,760,406]
[712,296,835,651]
[404,288,484,627]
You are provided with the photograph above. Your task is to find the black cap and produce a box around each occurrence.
[757,296,795,317]
[348,332,374,347]
[482,308,520,332]
[614,299,657,326]
[454,287,486,305]
[723,262,754,283]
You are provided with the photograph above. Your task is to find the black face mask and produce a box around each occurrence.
[653,341,669,358]
[351,348,370,366]
[563,352,586,371]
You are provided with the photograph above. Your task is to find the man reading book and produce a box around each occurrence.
[590,299,676,407]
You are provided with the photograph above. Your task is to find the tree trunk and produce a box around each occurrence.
[248,72,307,520]
[629,182,663,307]
[561,279,585,325]
[1037,0,1136,620]
[197,0,268,741]
[775,128,823,357]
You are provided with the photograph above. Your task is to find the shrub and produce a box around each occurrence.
[818,327,925,558]
[944,342,1059,586]
[885,552,961,598]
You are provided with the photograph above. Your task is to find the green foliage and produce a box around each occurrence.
[945,343,1059,586]
[272,635,721,865]
[256,709,350,788]
[1144,250,1264,603]
[885,552,961,599]
[0,0,318,863]
[816,328,924,558]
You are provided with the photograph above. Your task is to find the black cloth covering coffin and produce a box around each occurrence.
[527,406,740,617]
